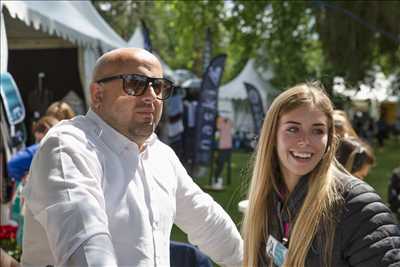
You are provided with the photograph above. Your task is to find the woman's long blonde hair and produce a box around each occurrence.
[242,82,341,267]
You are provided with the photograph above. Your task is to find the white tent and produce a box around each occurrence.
[218,59,275,134]
[333,74,399,103]
[128,26,174,78]
[1,0,128,107]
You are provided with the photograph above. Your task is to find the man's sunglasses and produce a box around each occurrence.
[96,74,175,100]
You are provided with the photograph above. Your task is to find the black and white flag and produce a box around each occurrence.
[194,54,227,166]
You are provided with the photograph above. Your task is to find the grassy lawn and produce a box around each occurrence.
[171,138,400,264]
[365,138,400,201]
[171,150,252,243]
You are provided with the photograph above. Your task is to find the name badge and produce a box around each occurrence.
[266,235,288,267]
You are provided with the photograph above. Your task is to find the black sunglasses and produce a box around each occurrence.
[96,74,175,100]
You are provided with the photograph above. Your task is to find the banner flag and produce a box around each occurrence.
[194,54,227,165]
[203,27,212,73]
[141,20,152,52]
[244,82,265,135]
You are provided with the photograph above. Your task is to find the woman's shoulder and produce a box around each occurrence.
[332,167,396,224]
[332,168,400,266]
[333,167,376,200]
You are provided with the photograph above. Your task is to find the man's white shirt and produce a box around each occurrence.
[22,110,242,266]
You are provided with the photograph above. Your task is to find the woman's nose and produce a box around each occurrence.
[297,133,310,146]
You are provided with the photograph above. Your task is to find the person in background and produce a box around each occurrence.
[182,88,199,175]
[388,166,400,219]
[7,115,59,246]
[242,82,399,267]
[213,115,233,189]
[335,137,375,180]
[7,115,60,183]
[21,48,243,266]
[376,112,388,149]
[166,87,185,162]
[45,100,76,121]
[332,109,358,139]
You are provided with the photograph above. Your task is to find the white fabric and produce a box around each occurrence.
[218,59,273,134]
[78,46,101,108]
[0,5,7,72]
[128,26,145,48]
[67,234,118,266]
[219,59,269,101]
[22,110,243,267]
[2,1,127,115]
[2,1,126,51]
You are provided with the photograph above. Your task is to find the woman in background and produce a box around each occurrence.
[45,101,75,121]
[242,82,399,267]
[332,109,358,139]
[336,137,375,179]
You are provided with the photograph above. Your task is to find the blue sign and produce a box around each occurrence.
[0,72,25,125]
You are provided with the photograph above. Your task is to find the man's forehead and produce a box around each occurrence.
[93,48,162,81]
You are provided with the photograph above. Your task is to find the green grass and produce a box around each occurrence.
[171,151,252,243]
[365,138,400,201]
[171,138,400,265]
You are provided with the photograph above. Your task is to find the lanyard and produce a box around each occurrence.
[277,199,291,247]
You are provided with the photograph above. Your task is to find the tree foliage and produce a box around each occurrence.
[92,0,400,91]
[314,1,400,84]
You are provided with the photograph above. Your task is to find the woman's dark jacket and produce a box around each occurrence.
[267,168,400,267]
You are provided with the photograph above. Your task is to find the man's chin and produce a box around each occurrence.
[130,123,155,138]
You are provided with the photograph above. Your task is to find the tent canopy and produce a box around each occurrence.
[218,59,275,133]
[219,59,271,101]
[1,1,129,110]
[333,74,399,102]
[2,1,127,51]
[128,26,174,78]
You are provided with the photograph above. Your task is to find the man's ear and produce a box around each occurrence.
[90,82,103,106]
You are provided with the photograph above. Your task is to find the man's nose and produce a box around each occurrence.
[141,83,157,102]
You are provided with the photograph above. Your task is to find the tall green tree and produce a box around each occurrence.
[92,0,399,91]
[314,1,400,84]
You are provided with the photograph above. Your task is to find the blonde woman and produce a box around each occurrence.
[242,82,399,267]
[45,101,76,121]
[332,109,358,139]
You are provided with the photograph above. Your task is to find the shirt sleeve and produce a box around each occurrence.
[23,132,116,266]
[341,180,400,267]
[173,154,243,267]
[66,234,118,266]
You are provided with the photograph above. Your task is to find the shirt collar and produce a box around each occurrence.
[86,109,146,155]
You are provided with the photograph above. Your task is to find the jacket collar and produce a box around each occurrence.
[274,174,310,222]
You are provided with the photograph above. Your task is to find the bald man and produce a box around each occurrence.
[21,48,243,267]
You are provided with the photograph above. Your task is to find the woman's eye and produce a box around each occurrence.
[287,127,298,133]
[312,128,325,135]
